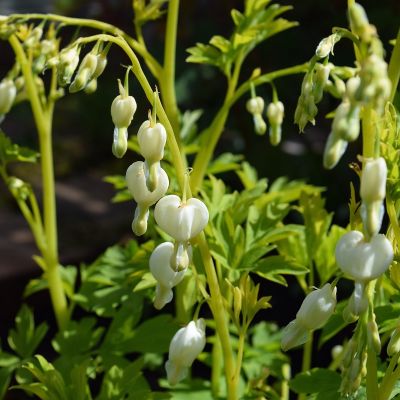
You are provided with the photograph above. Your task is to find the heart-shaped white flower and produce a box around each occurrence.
[125,161,169,207]
[150,242,188,309]
[154,195,209,242]
[137,120,167,164]
[335,230,393,282]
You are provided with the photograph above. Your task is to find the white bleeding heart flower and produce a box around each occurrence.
[125,161,169,208]
[149,242,189,309]
[0,78,16,120]
[296,284,337,331]
[154,195,209,242]
[335,230,393,282]
[165,319,206,385]
[111,79,137,128]
[137,120,167,164]
[360,157,387,204]
[281,283,336,351]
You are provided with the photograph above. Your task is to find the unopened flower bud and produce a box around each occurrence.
[348,3,375,42]
[335,230,393,282]
[154,194,209,242]
[58,46,80,87]
[0,78,16,121]
[132,206,149,236]
[323,131,348,169]
[313,63,331,103]
[315,33,340,58]
[165,319,206,385]
[24,26,43,48]
[360,157,387,204]
[69,52,98,93]
[150,242,188,309]
[267,101,284,145]
[137,120,167,164]
[84,78,98,94]
[91,53,107,80]
[111,80,137,128]
[281,284,336,351]
[367,314,381,354]
[112,127,128,159]
[246,96,264,115]
[296,284,337,330]
[387,326,400,357]
[331,101,360,142]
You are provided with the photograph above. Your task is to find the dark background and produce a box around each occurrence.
[0,0,399,397]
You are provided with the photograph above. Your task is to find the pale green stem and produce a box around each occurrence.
[386,196,400,248]
[9,35,69,330]
[298,331,313,400]
[388,28,400,102]
[378,353,400,400]
[232,330,246,392]
[366,346,379,400]
[198,233,237,400]
[211,336,223,398]
[160,0,180,136]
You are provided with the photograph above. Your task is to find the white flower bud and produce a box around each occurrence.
[137,120,167,164]
[149,242,188,309]
[331,101,360,142]
[281,284,336,351]
[69,53,98,93]
[360,157,387,203]
[92,53,107,80]
[315,33,340,58]
[165,319,206,385]
[296,284,337,331]
[154,195,209,242]
[267,101,284,125]
[58,46,80,87]
[125,161,169,208]
[24,26,43,48]
[323,131,348,169]
[0,78,16,119]
[111,80,137,128]
[313,64,331,103]
[335,230,393,282]
[348,3,375,42]
[246,96,264,115]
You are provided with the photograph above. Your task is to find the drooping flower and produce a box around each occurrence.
[165,319,206,385]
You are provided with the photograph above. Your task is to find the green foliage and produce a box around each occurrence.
[0,130,39,167]
[187,1,297,77]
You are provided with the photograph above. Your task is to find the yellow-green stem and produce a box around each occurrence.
[298,331,313,400]
[198,233,237,400]
[9,35,69,330]
[388,28,400,102]
[378,353,400,400]
[232,330,246,391]
[211,336,223,398]
[366,346,379,400]
[161,0,180,136]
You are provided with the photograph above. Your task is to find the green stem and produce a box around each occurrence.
[198,233,237,400]
[388,28,400,102]
[211,336,223,398]
[366,346,379,400]
[9,35,69,330]
[298,333,313,400]
[386,196,400,248]
[232,330,246,392]
[160,0,180,136]
[378,353,400,400]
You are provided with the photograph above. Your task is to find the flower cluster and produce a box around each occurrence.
[247,93,285,145]
[335,157,393,317]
